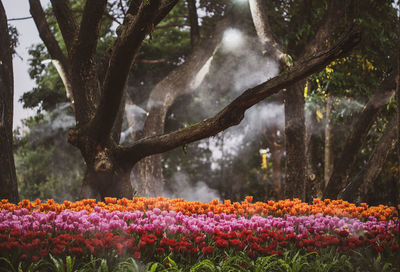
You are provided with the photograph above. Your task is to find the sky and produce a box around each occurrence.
[3,0,50,130]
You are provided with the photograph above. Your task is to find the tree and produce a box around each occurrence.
[249,0,399,201]
[249,0,354,200]
[24,0,359,200]
[0,0,19,203]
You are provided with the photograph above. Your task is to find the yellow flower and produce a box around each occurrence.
[325,66,334,74]
[316,109,323,121]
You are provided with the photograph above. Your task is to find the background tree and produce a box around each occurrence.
[0,0,19,203]
[248,0,399,202]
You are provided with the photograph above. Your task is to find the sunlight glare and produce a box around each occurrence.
[222,28,245,51]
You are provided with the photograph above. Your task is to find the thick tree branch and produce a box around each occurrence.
[341,119,397,202]
[70,0,107,124]
[29,0,74,107]
[323,71,397,199]
[49,0,78,55]
[304,0,352,56]
[120,29,361,165]
[154,0,180,26]
[248,0,285,62]
[126,0,142,16]
[73,0,106,61]
[29,0,69,71]
[90,0,168,141]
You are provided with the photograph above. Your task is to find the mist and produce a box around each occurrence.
[162,172,221,202]
[28,102,75,145]
[188,28,281,169]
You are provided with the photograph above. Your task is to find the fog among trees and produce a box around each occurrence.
[0,0,399,206]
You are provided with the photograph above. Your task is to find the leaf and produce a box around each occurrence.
[149,263,158,272]
[98,259,108,272]
[167,256,177,269]
[113,257,139,272]
[0,257,17,272]
[189,259,215,272]
[66,256,75,272]
[49,254,64,272]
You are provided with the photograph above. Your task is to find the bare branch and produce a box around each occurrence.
[119,0,127,16]
[7,16,32,21]
[49,0,78,55]
[90,0,164,140]
[120,29,361,165]
[28,0,69,70]
[137,58,167,64]
[155,23,189,30]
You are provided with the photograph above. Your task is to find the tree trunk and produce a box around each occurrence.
[263,127,283,200]
[0,2,19,203]
[75,139,134,199]
[324,95,333,187]
[323,73,396,199]
[270,130,282,200]
[305,109,323,200]
[340,120,397,202]
[186,0,199,47]
[134,20,227,197]
[284,81,306,200]
[81,167,133,200]
[360,122,397,201]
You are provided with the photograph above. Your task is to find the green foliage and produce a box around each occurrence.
[3,248,399,272]
[128,0,190,106]
[14,108,83,202]
[0,256,52,272]
[8,24,18,55]
[22,44,67,111]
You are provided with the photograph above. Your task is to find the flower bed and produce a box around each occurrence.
[1,197,397,220]
[0,197,398,271]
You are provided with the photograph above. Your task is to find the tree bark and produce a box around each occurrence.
[187,0,200,47]
[80,163,133,200]
[305,108,323,200]
[48,0,77,55]
[324,95,333,187]
[0,1,19,203]
[263,128,283,199]
[323,72,397,199]
[341,119,397,202]
[284,81,306,200]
